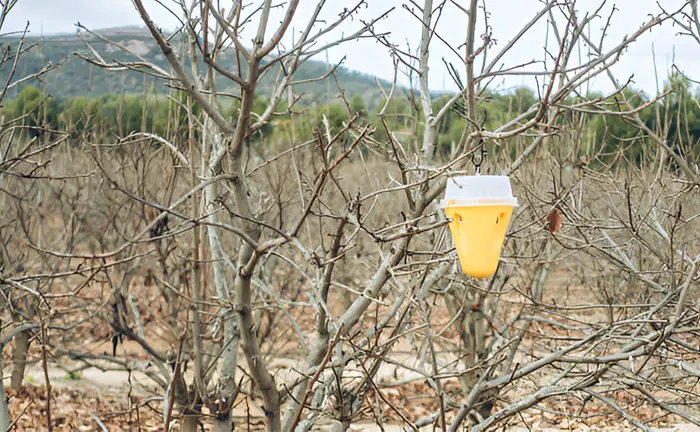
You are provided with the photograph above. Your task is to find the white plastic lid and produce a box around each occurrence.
[439,175,519,207]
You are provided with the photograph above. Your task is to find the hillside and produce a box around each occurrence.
[0,26,400,108]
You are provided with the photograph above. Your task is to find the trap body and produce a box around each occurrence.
[440,175,518,279]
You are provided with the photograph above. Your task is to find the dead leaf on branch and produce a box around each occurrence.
[546,208,563,233]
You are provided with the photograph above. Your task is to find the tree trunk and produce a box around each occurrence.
[11,329,30,391]
[213,418,233,432]
[0,342,11,431]
[179,415,201,432]
[204,129,241,426]
[177,393,203,432]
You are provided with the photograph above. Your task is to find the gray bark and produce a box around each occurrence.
[10,328,29,391]
[0,346,10,431]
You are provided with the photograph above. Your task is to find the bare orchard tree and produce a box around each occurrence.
[358,0,699,430]
[15,0,699,431]
[67,1,392,431]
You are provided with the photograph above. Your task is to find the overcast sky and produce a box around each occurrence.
[5,0,698,96]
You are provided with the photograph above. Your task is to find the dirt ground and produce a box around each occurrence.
[8,360,699,432]
[3,255,698,431]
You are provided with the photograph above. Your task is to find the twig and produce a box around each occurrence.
[288,324,344,431]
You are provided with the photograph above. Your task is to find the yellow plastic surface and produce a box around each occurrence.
[444,204,513,279]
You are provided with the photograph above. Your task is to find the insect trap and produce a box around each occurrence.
[439,175,519,279]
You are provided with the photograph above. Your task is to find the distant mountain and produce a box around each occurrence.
[0,26,407,109]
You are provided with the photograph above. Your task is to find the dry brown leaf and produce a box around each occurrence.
[546,208,563,233]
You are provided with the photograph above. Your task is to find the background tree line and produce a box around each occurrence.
[5,72,700,165]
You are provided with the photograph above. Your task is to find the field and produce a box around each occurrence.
[3,142,700,432]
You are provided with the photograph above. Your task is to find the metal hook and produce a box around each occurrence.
[471,110,488,174]
[472,138,487,174]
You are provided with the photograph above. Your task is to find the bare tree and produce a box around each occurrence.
[69,1,393,431]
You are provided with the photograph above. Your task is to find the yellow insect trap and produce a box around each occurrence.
[439,175,519,279]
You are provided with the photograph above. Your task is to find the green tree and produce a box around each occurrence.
[59,96,102,137]
[653,74,700,159]
[371,97,411,143]
[6,85,60,137]
[350,94,367,119]
[588,87,653,162]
